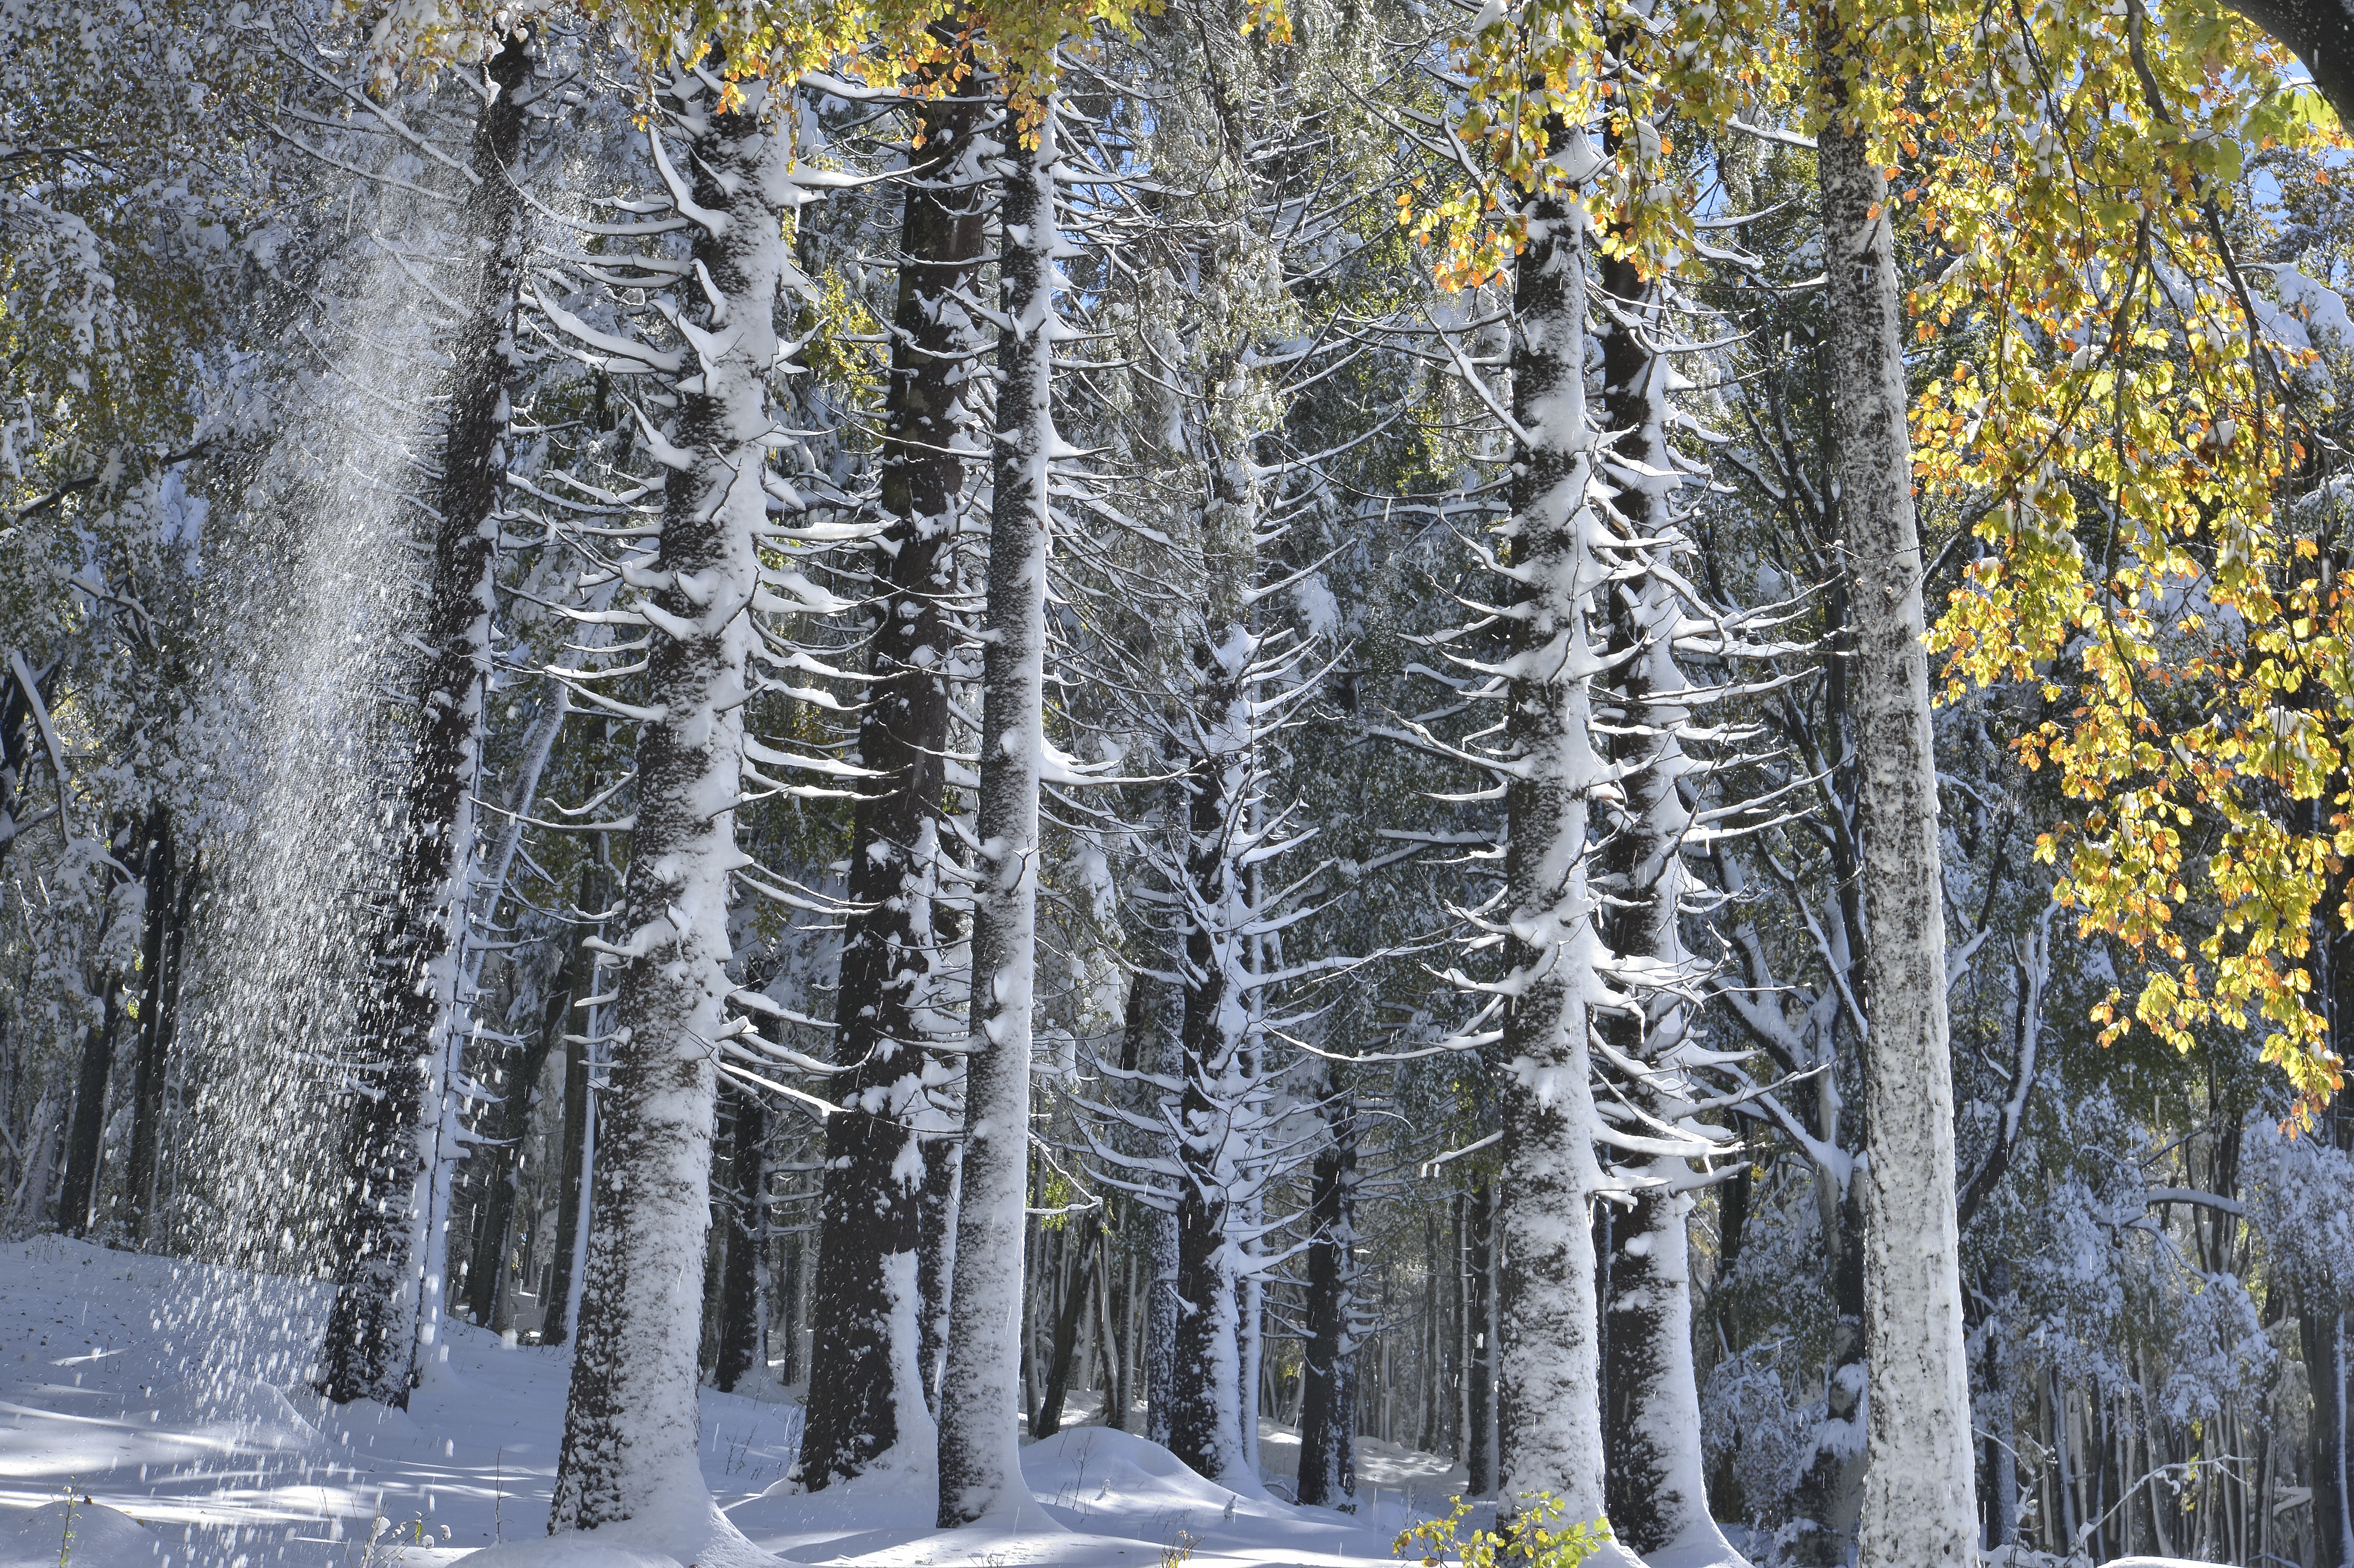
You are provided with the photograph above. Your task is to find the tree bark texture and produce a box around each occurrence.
[1034,1209,1100,1439]
[1815,50,1980,1567]
[58,975,122,1237]
[550,73,788,1534]
[1164,371,1269,1494]
[916,1134,961,1415]
[318,31,528,1408]
[714,1079,770,1393]
[124,805,176,1242]
[935,107,1055,1530]
[465,935,574,1328]
[2309,1302,2351,1568]
[802,67,986,1491]
[1494,174,1612,1532]
[1592,238,1749,1567]
[1295,1096,1357,1508]
[1468,1181,1499,1496]
[541,884,600,1348]
[1167,663,1258,1490]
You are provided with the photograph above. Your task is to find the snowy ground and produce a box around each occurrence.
[0,1239,1454,1568]
[0,1240,2218,1568]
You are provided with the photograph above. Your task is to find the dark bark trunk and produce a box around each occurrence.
[466,931,575,1327]
[1035,1210,1100,1439]
[776,1222,802,1385]
[917,1134,959,1415]
[541,902,597,1347]
[58,976,124,1237]
[1983,1255,2017,1550]
[1789,1179,1867,1564]
[2209,0,2354,136]
[0,656,62,879]
[2309,1302,2350,1568]
[1168,668,1255,1487]
[800,66,984,1494]
[1295,1098,1357,1508]
[124,805,175,1243]
[715,1079,770,1393]
[318,31,529,1408]
[1467,1180,1498,1497]
[1134,845,1186,1450]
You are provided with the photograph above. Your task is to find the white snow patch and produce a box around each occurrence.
[2,1503,162,1568]
[0,1241,1517,1568]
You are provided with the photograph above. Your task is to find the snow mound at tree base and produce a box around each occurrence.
[447,1495,808,1568]
[1635,1533,1752,1568]
[1,1502,164,1568]
[443,1540,682,1568]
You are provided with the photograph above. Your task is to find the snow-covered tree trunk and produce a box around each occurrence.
[1295,1087,1357,1507]
[1167,614,1261,1489]
[714,1078,769,1393]
[1592,242,1749,1568]
[1493,170,1612,1533]
[801,68,986,1491]
[548,72,790,1543]
[1143,788,1187,1450]
[1816,67,1979,1568]
[935,103,1057,1530]
[317,31,528,1407]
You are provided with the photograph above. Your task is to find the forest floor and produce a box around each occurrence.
[0,1239,1463,1568]
[0,1239,2213,1568]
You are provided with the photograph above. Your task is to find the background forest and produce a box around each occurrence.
[4,3,2354,1568]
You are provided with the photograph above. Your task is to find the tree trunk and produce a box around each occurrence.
[1468,1181,1498,1497]
[466,931,575,1328]
[1592,233,1749,1566]
[1142,887,1185,1450]
[1165,435,1267,1494]
[917,1134,961,1416]
[934,103,1055,1530]
[1494,170,1612,1533]
[58,976,123,1237]
[1815,33,1979,1566]
[549,70,790,1542]
[2309,1302,2351,1568]
[1035,1210,1100,1439]
[318,30,528,1408]
[1296,1095,1357,1508]
[1984,1255,2017,1550]
[124,805,176,1243]
[541,888,599,1348]
[801,61,985,1491]
[714,1079,770,1394]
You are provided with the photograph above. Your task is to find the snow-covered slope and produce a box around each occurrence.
[0,1239,2179,1568]
[0,1239,1414,1568]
